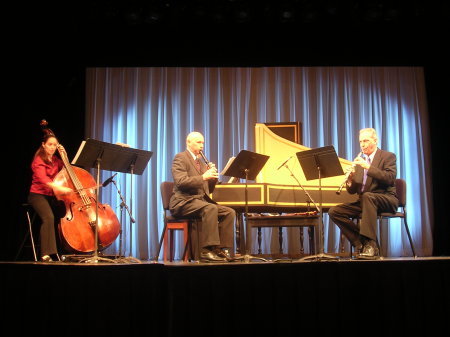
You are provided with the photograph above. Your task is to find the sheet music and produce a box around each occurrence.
[71,140,86,165]
[227,176,240,183]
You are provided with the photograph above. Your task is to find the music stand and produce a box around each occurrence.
[295,145,344,261]
[279,161,320,214]
[70,138,152,263]
[221,150,270,262]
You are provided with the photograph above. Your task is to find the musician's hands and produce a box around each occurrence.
[354,157,371,170]
[347,169,355,182]
[50,183,73,195]
[57,144,66,154]
[202,163,219,180]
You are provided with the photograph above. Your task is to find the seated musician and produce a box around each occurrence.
[28,131,72,262]
[169,131,236,262]
[328,128,398,259]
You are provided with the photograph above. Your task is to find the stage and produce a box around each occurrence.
[1,256,449,337]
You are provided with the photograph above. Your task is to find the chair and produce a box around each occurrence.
[15,203,38,261]
[378,178,416,258]
[340,178,416,258]
[156,181,201,262]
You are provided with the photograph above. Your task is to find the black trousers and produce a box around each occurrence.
[27,193,64,257]
[175,198,235,249]
[328,192,398,244]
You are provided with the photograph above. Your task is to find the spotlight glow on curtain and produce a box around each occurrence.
[86,67,433,259]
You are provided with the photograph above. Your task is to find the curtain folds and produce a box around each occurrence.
[86,67,433,259]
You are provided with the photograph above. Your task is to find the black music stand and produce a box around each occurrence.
[69,138,152,263]
[221,150,270,262]
[279,161,320,213]
[295,145,344,261]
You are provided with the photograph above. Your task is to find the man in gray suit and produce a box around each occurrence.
[329,128,398,259]
[169,131,235,262]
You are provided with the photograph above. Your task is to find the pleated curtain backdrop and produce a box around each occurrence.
[85,67,433,259]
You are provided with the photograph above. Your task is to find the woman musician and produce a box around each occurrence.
[28,130,72,262]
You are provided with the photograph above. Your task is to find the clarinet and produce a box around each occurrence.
[199,150,211,169]
[336,152,363,195]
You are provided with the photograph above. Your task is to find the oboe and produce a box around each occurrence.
[336,152,363,195]
[199,150,212,169]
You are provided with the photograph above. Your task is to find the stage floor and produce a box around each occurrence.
[2,256,449,337]
[4,254,449,266]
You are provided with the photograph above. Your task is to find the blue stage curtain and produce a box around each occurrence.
[86,67,432,259]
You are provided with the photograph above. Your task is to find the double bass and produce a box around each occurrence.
[41,120,121,253]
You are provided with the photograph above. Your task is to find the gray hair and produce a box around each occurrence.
[186,131,203,144]
[360,128,378,142]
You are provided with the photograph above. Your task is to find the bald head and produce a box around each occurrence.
[186,132,205,155]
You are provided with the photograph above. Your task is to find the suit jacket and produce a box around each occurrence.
[169,150,217,216]
[347,148,397,197]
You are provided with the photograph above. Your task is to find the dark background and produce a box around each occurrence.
[5,0,449,259]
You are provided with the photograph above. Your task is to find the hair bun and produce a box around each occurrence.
[40,119,55,137]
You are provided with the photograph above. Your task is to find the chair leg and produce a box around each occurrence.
[182,235,190,262]
[403,214,417,258]
[15,207,38,262]
[186,220,200,261]
[165,225,190,262]
[378,217,383,256]
[156,220,168,261]
[186,221,194,261]
[180,222,189,262]
[163,228,169,262]
[169,229,175,261]
[27,210,38,261]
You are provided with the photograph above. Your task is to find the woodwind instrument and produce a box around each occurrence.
[336,152,363,195]
[199,150,212,169]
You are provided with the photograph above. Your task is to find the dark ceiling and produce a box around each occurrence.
[9,0,450,67]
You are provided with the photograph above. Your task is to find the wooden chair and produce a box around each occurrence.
[156,181,201,262]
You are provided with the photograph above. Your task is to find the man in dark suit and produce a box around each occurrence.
[169,131,235,262]
[328,128,398,259]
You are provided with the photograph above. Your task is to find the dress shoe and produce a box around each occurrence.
[41,255,53,262]
[200,250,226,262]
[214,248,232,260]
[357,241,380,259]
[353,240,363,254]
[222,249,232,259]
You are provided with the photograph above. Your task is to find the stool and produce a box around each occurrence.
[246,214,319,257]
[163,221,189,262]
[15,203,38,261]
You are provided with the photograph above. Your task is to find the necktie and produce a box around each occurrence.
[361,156,371,192]
[195,158,202,172]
